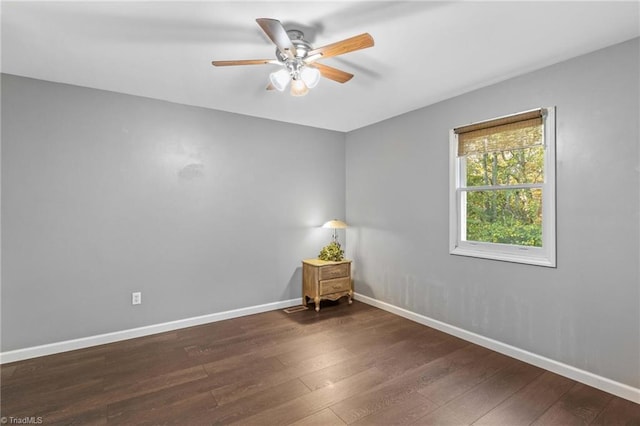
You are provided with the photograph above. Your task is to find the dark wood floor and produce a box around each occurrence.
[1,300,639,425]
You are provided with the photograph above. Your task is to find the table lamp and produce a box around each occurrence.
[322,219,348,244]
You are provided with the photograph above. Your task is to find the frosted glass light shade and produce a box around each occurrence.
[269,68,290,92]
[322,219,348,229]
[290,79,309,96]
[301,66,321,89]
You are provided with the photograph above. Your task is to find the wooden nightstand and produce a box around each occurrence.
[302,259,353,312]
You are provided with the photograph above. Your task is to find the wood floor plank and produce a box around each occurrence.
[298,331,440,392]
[407,344,494,390]
[46,365,208,423]
[410,404,469,425]
[0,364,17,379]
[332,344,493,424]
[197,378,311,425]
[177,313,330,365]
[253,331,352,360]
[276,336,355,366]
[212,347,355,405]
[107,390,216,424]
[199,350,277,376]
[329,342,480,423]
[291,347,357,373]
[47,407,107,426]
[417,351,518,405]
[298,354,374,391]
[1,366,104,406]
[474,370,575,425]
[103,363,208,395]
[2,301,639,425]
[102,348,201,389]
[202,355,286,389]
[330,371,438,424]
[2,355,105,388]
[105,374,223,423]
[1,377,105,420]
[290,408,347,426]
[591,396,640,425]
[231,367,388,425]
[416,360,545,425]
[374,337,469,379]
[342,319,438,358]
[531,383,613,425]
[348,392,437,425]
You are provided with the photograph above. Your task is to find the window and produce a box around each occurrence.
[449,107,556,267]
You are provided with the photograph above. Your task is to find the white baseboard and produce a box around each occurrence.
[0,298,300,364]
[354,293,640,404]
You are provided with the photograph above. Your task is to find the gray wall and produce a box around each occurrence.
[346,38,639,388]
[1,75,345,351]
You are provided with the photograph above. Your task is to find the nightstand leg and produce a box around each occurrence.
[302,295,307,306]
[348,290,353,305]
[314,297,320,312]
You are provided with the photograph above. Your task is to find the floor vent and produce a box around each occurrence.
[283,305,309,314]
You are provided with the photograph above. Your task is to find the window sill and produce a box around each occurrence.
[450,244,556,267]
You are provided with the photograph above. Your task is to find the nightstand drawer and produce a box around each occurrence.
[319,263,350,280]
[320,277,351,295]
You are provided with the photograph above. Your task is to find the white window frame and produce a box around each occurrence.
[449,107,556,267]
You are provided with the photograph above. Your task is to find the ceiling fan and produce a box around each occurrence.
[211,18,374,96]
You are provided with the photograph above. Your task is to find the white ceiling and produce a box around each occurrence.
[2,1,639,132]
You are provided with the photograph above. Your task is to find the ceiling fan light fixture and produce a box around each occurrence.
[290,79,309,96]
[300,66,321,89]
[211,19,375,96]
[269,68,290,91]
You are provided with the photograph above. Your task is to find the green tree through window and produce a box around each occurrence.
[465,144,544,246]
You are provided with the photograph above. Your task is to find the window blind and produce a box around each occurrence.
[455,109,544,156]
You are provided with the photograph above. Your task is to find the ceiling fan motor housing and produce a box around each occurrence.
[274,30,315,81]
[276,30,313,62]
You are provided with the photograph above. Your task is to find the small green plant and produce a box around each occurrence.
[318,241,344,261]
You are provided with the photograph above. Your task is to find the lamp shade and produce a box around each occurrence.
[269,68,290,92]
[290,79,309,97]
[322,219,348,229]
[301,66,321,89]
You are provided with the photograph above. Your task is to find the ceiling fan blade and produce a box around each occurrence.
[307,33,374,60]
[211,59,276,66]
[314,63,354,83]
[256,18,297,58]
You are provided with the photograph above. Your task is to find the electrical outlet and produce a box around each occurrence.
[132,292,142,305]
